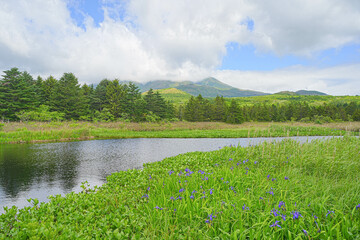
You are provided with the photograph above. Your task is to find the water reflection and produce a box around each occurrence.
[0,136,336,212]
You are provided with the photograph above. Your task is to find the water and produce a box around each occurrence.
[0,136,336,212]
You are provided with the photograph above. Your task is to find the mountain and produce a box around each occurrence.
[275,90,327,96]
[132,77,269,98]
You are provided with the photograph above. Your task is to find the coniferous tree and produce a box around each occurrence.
[51,73,85,119]
[0,68,38,120]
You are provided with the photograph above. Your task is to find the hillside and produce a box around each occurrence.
[142,88,192,104]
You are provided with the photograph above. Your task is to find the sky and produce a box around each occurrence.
[0,0,360,95]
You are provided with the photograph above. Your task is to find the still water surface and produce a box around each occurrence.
[0,136,335,212]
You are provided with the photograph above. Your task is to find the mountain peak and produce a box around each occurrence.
[197,77,233,90]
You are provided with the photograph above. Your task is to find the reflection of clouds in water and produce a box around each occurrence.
[0,136,337,212]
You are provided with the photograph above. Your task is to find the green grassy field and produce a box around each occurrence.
[0,121,359,143]
[1,136,359,239]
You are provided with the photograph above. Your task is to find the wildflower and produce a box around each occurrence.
[278,201,285,209]
[285,176,289,180]
[141,194,149,199]
[174,209,177,212]
[198,170,205,174]
[168,170,174,175]
[281,214,286,221]
[267,191,274,196]
[272,178,276,181]
[254,161,258,164]
[210,189,214,195]
[230,186,234,190]
[179,188,185,193]
[245,171,248,175]
[267,174,270,179]
[291,211,302,219]
[326,210,334,217]
[205,213,216,223]
[242,204,249,211]
[177,196,183,200]
[192,190,197,194]
[303,229,308,236]
[230,167,234,170]
[190,195,194,199]
[259,197,263,200]
[270,220,281,228]
[237,162,241,166]
[147,187,150,191]
[170,196,175,200]
[229,158,233,161]
[272,208,279,217]
[154,206,163,210]
[356,204,360,209]
[149,175,152,179]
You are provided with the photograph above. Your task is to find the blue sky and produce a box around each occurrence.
[0,0,359,95]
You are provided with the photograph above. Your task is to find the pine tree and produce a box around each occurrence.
[0,68,38,120]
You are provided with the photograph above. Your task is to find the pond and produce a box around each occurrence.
[0,136,336,212]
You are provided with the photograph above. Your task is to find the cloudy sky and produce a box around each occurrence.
[0,0,360,95]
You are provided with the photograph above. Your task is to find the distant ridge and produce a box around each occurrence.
[129,77,269,98]
[275,90,327,96]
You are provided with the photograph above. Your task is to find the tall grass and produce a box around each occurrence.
[1,137,359,239]
[0,121,358,143]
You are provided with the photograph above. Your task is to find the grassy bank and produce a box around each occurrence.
[1,137,359,239]
[0,121,359,144]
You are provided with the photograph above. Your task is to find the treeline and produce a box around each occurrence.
[1,68,360,123]
[0,68,175,122]
[182,95,360,123]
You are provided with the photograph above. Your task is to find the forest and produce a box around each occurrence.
[1,67,360,123]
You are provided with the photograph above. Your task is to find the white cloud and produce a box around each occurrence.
[213,64,360,95]
[0,0,359,95]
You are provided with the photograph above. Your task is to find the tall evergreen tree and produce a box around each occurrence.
[0,68,38,120]
[51,73,85,119]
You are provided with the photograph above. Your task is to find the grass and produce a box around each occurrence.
[0,121,359,144]
[1,136,359,239]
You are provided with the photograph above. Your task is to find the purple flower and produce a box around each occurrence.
[267,175,270,179]
[147,187,150,191]
[174,209,177,212]
[267,191,274,196]
[291,211,302,219]
[242,204,249,211]
[210,189,214,195]
[303,229,308,236]
[254,161,258,164]
[192,190,197,194]
[229,158,233,161]
[326,210,334,217]
[149,175,152,179]
[198,170,205,174]
[170,196,175,200]
[281,214,286,221]
[272,208,279,217]
[278,201,285,209]
[141,194,149,199]
[356,204,360,209]
[168,170,174,175]
[259,197,263,200]
[205,213,216,223]
[190,195,194,199]
[154,206,163,210]
[272,178,276,181]
[177,196,183,200]
[179,188,185,193]
[270,220,281,228]
[285,176,289,180]
[245,171,248,175]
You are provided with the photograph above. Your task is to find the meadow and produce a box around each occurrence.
[0,136,359,239]
[0,121,359,144]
